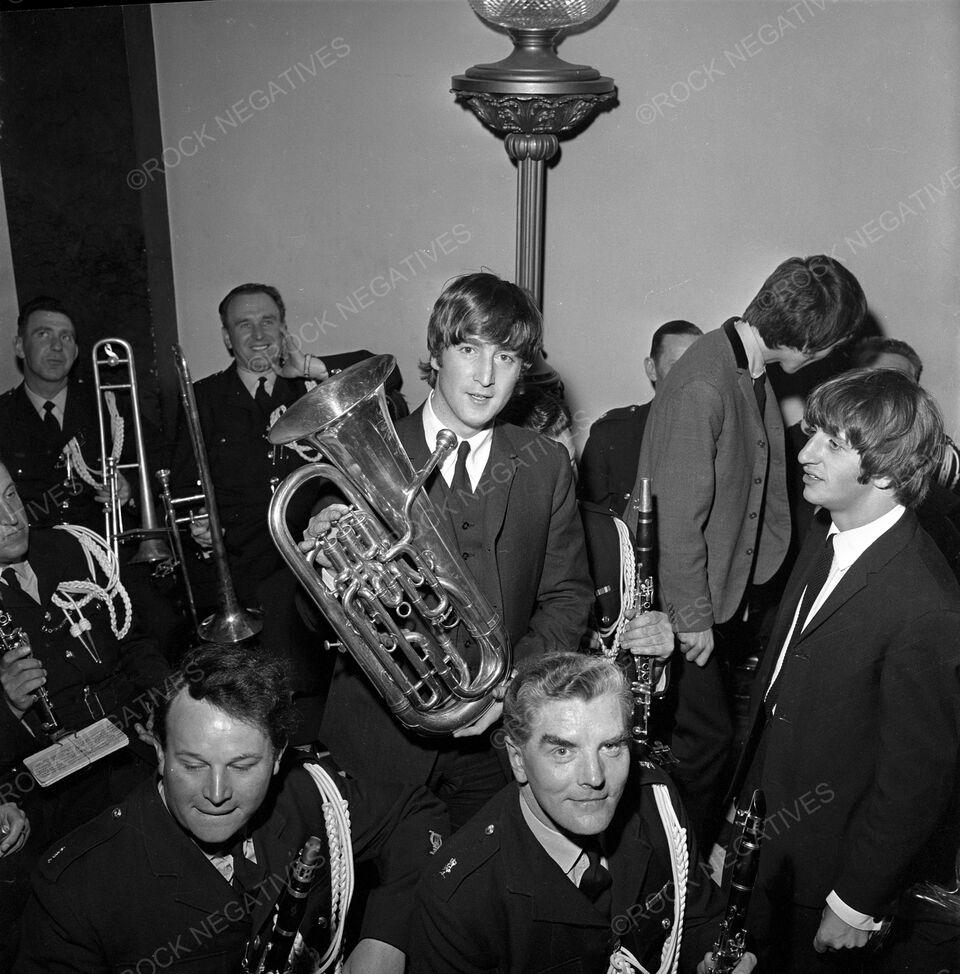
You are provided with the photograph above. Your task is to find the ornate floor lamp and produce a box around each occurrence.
[452,0,617,395]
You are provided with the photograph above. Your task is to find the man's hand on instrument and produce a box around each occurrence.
[678,629,714,667]
[342,938,405,974]
[813,904,873,952]
[188,509,213,549]
[620,609,675,662]
[697,950,757,973]
[94,470,132,507]
[300,504,349,565]
[0,802,29,858]
[0,644,46,719]
[452,667,515,738]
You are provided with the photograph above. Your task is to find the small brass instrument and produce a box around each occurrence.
[156,345,262,644]
[0,606,62,738]
[712,788,766,973]
[91,338,173,566]
[267,354,510,735]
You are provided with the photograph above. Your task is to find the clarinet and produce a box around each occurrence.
[244,835,326,974]
[622,478,675,766]
[0,607,62,738]
[711,788,766,973]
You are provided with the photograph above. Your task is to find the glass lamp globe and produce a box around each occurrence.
[458,0,616,90]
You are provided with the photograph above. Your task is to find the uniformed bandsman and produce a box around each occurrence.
[16,641,447,974]
[410,653,757,974]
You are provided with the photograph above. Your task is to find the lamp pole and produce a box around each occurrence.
[452,12,616,394]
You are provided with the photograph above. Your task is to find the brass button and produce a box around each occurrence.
[749,512,757,519]
[746,548,754,556]
[754,477,762,485]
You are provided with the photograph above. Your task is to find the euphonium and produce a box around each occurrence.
[267,354,511,735]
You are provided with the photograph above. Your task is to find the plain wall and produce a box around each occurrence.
[150,0,960,443]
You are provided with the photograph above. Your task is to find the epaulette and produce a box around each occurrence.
[38,803,126,882]
[427,816,502,903]
[633,760,676,790]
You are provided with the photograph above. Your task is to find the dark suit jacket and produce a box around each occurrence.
[317,408,592,783]
[628,321,791,630]
[741,510,960,918]
[0,527,168,767]
[579,402,651,518]
[16,759,447,973]
[0,380,112,530]
[410,770,724,974]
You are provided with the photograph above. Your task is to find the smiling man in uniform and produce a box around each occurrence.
[410,653,757,973]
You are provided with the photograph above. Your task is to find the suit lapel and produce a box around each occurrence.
[481,425,518,548]
[795,511,917,646]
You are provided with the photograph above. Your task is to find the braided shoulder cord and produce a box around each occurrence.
[606,783,688,974]
[600,517,636,658]
[267,404,321,463]
[61,392,124,490]
[50,524,132,640]
[303,762,355,974]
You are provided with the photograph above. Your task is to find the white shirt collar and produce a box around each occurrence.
[23,383,68,422]
[236,367,276,398]
[829,504,906,570]
[421,392,494,490]
[733,319,766,380]
[518,786,584,878]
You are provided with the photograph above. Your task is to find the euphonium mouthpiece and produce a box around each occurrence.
[435,429,458,457]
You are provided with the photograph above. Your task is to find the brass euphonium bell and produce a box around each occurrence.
[267,355,511,735]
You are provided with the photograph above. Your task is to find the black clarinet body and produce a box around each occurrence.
[0,607,62,737]
[621,478,676,766]
[244,835,326,974]
[712,788,766,973]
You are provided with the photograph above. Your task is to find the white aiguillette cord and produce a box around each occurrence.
[607,783,688,974]
[50,524,132,662]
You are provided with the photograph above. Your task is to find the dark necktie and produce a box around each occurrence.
[767,534,836,709]
[451,440,472,495]
[578,840,612,912]
[42,400,60,437]
[230,838,261,894]
[753,374,767,418]
[254,377,272,420]
[790,534,836,644]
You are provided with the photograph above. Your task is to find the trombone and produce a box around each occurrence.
[91,338,172,566]
[156,344,262,645]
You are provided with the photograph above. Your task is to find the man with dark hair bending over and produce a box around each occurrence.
[16,642,446,973]
[624,255,867,846]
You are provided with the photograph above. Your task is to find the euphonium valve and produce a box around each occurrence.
[267,355,511,735]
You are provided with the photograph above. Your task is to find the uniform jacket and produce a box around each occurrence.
[317,408,592,783]
[410,770,724,974]
[628,321,791,630]
[0,380,116,530]
[16,758,447,973]
[171,353,401,603]
[741,510,960,917]
[579,402,651,518]
[0,527,168,767]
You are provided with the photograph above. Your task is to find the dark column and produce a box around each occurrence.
[0,3,178,450]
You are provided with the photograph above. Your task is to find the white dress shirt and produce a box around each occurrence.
[422,392,493,491]
[24,384,68,428]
